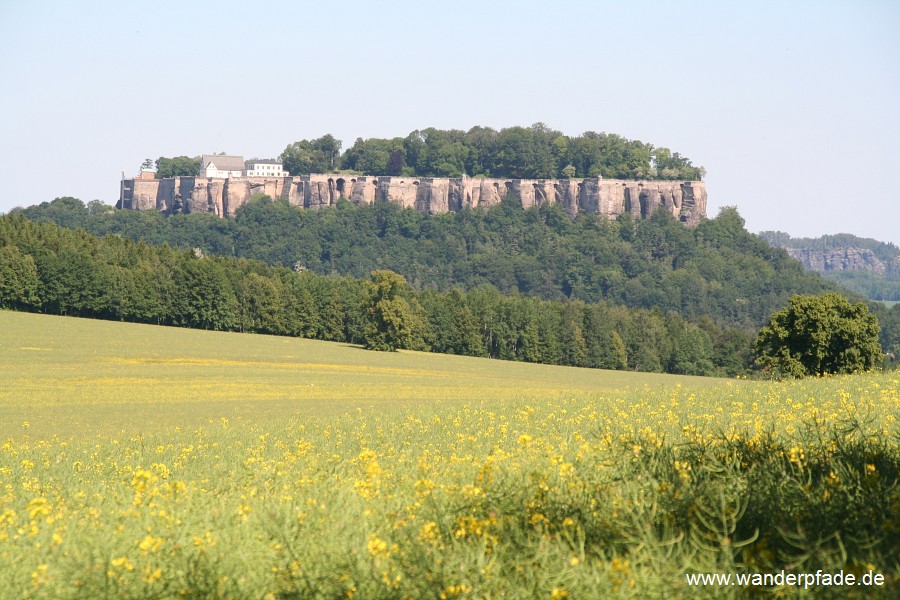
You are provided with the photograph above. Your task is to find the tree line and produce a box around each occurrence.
[148,125,703,181]
[1,214,756,376]
[759,230,900,261]
[279,125,705,181]
[11,196,900,361]
[14,196,838,331]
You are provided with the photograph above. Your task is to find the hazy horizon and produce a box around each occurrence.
[1,0,898,244]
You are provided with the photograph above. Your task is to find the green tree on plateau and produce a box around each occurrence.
[155,156,200,178]
[279,135,343,175]
[755,293,882,378]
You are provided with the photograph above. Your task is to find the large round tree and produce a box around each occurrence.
[363,270,427,352]
[755,293,881,377]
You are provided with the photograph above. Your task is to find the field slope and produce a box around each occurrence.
[0,310,719,438]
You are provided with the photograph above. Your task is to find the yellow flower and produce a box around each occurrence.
[31,564,47,588]
[0,508,18,525]
[110,556,134,571]
[137,535,164,554]
[27,497,51,520]
[419,521,439,542]
[193,531,216,551]
[142,565,162,584]
[367,533,391,558]
[440,583,473,598]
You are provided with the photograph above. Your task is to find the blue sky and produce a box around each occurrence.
[1,0,898,243]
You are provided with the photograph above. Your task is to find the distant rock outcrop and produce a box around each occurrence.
[782,247,894,275]
[119,174,708,225]
[759,232,900,300]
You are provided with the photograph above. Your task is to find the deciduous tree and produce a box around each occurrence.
[155,156,200,178]
[364,270,426,351]
[755,293,881,377]
[279,135,343,175]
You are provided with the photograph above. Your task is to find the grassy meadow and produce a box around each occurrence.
[1,310,899,598]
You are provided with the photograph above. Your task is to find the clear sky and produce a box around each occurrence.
[1,0,898,243]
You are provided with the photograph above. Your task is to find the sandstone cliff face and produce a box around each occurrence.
[120,174,707,225]
[783,247,897,275]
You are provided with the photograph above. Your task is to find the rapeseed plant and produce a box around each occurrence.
[2,326,899,598]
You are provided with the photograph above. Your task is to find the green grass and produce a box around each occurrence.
[2,310,899,598]
[0,310,720,439]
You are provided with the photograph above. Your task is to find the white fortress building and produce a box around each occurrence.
[244,159,289,177]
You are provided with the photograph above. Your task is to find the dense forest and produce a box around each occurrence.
[8,198,900,365]
[14,196,835,329]
[152,125,705,181]
[2,214,751,376]
[816,271,900,303]
[283,125,705,180]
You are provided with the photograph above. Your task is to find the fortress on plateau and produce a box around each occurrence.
[119,173,708,225]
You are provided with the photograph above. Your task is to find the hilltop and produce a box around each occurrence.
[142,125,705,182]
[119,125,707,222]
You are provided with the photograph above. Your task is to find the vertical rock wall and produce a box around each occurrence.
[119,174,707,225]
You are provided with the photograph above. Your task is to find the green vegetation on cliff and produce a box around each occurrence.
[280,124,705,181]
[154,156,201,178]
[759,231,900,301]
[759,231,900,260]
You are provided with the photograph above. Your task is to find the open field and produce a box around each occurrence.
[1,310,899,598]
[0,311,721,439]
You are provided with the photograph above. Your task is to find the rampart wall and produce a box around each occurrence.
[119,174,707,225]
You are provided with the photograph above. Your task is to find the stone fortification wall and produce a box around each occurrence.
[120,174,707,225]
